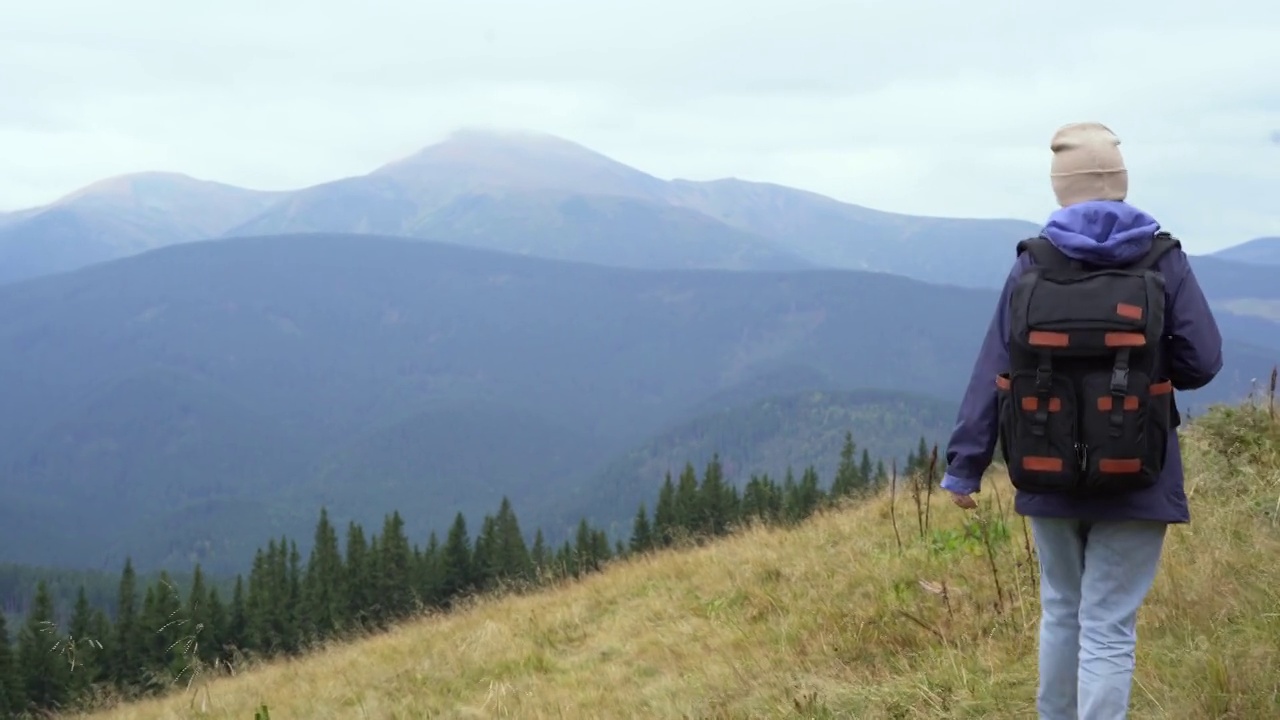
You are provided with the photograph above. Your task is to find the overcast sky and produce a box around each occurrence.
[3,0,1277,252]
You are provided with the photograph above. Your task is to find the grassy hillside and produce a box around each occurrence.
[71,392,1280,719]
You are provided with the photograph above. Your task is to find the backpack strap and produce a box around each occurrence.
[1017,232,1181,273]
[1016,236,1083,271]
[1128,231,1181,271]
[1129,231,1183,428]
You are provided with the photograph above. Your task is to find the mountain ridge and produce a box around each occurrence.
[1210,235,1280,265]
[8,127,1268,289]
[0,171,284,284]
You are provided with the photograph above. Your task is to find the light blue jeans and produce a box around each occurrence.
[1030,517,1167,720]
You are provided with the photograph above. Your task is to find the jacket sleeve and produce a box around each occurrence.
[940,256,1026,495]
[1163,251,1224,391]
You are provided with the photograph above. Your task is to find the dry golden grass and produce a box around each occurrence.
[75,399,1280,719]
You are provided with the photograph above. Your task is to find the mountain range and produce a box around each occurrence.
[0,129,1276,577]
[4,128,1270,288]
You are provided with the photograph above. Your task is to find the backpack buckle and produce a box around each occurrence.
[1110,367,1129,393]
[1108,372,1129,437]
[1035,352,1053,392]
[1109,350,1130,438]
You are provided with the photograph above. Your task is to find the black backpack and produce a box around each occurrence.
[997,231,1180,496]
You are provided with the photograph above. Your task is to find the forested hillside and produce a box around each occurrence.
[0,432,923,716]
[1,231,1273,581]
[36,386,1279,719]
[0,233,1008,576]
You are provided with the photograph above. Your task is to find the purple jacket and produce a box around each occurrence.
[940,200,1223,524]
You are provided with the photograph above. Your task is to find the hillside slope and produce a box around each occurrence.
[563,389,956,534]
[666,177,1042,287]
[0,232,1005,575]
[1,230,1275,578]
[78,396,1280,719]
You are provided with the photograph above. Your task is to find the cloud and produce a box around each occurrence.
[2,0,1278,250]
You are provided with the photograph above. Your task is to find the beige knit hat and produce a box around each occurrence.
[1049,122,1128,207]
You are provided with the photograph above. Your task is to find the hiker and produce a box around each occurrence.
[939,121,1223,719]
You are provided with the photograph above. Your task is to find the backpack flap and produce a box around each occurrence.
[1009,267,1167,356]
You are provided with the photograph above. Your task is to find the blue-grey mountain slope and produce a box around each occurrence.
[1211,236,1280,265]
[0,172,282,284]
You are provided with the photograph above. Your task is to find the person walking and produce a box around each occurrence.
[938,121,1223,719]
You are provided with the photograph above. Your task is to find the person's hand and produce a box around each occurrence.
[949,491,977,510]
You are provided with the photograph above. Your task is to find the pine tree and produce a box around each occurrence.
[831,432,859,498]
[204,586,227,665]
[782,467,800,523]
[530,529,548,580]
[111,558,141,688]
[470,514,499,592]
[798,466,823,518]
[440,513,473,604]
[652,472,677,547]
[225,576,248,659]
[0,610,23,718]
[17,581,68,712]
[740,476,762,521]
[415,532,444,608]
[629,504,653,553]
[343,522,373,630]
[88,609,113,686]
[698,454,737,536]
[302,508,345,640]
[492,498,534,586]
[378,512,414,620]
[591,528,613,568]
[66,586,103,698]
[554,540,575,579]
[572,519,593,575]
[751,472,784,524]
[674,463,701,538]
[185,565,214,665]
[859,448,874,488]
[909,436,929,475]
[245,548,272,653]
[142,572,184,679]
[285,540,303,652]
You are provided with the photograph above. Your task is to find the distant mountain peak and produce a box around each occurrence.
[372,127,671,202]
[399,127,617,162]
[52,171,275,211]
[54,171,198,203]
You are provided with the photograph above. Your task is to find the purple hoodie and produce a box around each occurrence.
[940,200,1223,523]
